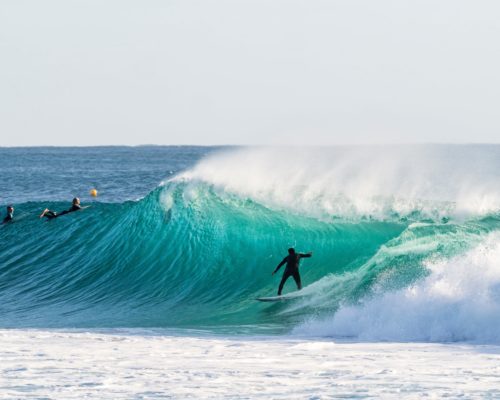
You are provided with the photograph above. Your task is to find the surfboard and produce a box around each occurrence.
[256,295,291,302]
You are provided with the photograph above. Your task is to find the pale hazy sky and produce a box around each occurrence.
[1,0,499,146]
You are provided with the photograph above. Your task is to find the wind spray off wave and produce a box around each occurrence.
[1,145,499,342]
[176,145,500,220]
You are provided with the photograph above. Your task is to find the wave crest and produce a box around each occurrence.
[174,146,500,221]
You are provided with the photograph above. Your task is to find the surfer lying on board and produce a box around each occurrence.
[272,248,312,296]
[40,197,87,219]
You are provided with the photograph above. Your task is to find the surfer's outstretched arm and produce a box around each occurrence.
[299,252,313,258]
[272,257,287,275]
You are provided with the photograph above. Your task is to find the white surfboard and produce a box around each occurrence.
[256,295,293,302]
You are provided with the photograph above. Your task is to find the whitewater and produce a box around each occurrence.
[1,145,500,398]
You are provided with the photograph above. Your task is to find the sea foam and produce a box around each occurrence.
[294,232,500,343]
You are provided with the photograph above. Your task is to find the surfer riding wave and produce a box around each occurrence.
[272,248,313,296]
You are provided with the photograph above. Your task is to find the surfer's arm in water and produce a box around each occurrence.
[299,252,313,259]
[272,257,288,275]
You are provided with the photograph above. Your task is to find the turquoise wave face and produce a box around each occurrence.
[1,181,499,332]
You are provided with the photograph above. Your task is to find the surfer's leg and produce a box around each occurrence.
[41,210,57,219]
[292,270,302,290]
[278,271,291,296]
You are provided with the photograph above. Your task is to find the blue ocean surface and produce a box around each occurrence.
[1,145,500,341]
[0,146,217,203]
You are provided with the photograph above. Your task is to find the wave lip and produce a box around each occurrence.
[174,146,500,221]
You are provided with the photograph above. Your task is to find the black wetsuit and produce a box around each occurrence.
[2,211,13,224]
[274,252,312,295]
[44,204,82,219]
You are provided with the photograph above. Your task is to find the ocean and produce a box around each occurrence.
[1,145,500,398]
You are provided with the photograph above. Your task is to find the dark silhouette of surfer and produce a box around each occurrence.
[272,248,312,296]
[40,197,87,219]
[2,205,14,224]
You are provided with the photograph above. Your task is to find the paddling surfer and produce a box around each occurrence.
[272,248,312,296]
[40,197,88,219]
